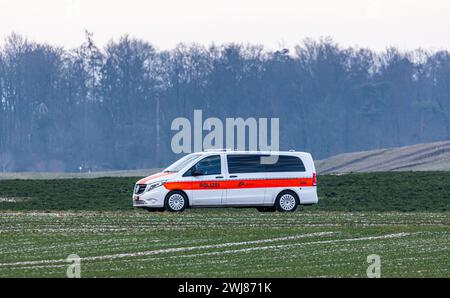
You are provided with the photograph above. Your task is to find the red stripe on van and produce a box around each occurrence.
[164,178,315,190]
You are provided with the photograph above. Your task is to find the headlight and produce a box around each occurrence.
[145,181,165,192]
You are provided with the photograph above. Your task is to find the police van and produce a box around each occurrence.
[133,150,318,212]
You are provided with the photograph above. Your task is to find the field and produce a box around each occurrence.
[0,211,448,277]
[0,172,449,277]
[0,171,449,212]
[0,168,159,180]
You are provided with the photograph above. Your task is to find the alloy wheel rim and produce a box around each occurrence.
[279,194,296,211]
[168,194,185,210]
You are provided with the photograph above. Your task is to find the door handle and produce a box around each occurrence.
[215,176,224,179]
[229,175,238,178]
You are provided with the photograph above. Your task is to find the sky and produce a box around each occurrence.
[0,0,450,51]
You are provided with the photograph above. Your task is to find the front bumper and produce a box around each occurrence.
[132,186,169,208]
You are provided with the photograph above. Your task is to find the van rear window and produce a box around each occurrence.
[227,154,305,174]
[264,155,306,172]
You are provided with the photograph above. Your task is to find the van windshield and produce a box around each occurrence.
[163,153,202,173]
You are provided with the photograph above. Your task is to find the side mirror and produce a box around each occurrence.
[192,169,204,176]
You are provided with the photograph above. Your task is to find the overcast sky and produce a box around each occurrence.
[1,0,450,51]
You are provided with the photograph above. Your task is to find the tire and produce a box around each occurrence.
[256,206,276,212]
[275,191,299,212]
[165,190,188,212]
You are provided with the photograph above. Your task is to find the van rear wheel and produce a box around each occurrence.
[275,191,299,212]
[165,190,188,212]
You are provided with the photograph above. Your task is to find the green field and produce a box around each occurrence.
[0,211,448,277]
[0,172,449,277]
[1,172,449,211]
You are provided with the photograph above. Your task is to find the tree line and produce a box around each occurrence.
[1,32,450,172]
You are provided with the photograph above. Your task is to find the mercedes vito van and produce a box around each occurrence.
[132,150,318,212]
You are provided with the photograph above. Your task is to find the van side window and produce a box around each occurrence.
[264,155,306,172]
[184,155,221,176]
[226,154,265,174]
[227,154,306,173]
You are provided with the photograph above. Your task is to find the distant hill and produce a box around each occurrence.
[316,141,450,174]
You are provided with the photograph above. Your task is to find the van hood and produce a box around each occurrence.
[136,172,176,184]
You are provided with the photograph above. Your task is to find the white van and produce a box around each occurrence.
[132,150,318,212]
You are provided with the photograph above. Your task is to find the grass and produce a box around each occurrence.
[311,171,450,212]
[0,172,449,211]
[0,210,448,277]
[0,177,137,211]
[0,171,449,277]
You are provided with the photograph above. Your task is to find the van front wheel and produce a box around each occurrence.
[165,191,188,212]
[275,191,299,212]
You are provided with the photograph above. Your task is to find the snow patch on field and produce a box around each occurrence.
[139,232,419,261]
[0,197,28,203]
[0,232,336,267]
[0,232,420,269]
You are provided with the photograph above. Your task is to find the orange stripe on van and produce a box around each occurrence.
[137,172,174,184]
[164,178,314,190]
